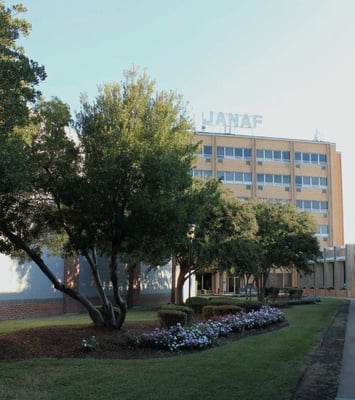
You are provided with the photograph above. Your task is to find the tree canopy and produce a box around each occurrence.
[250,201,321,299]
[172,179,258,304]
[0,1,46,135]
[0,69,198,328]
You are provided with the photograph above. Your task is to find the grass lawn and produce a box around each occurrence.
[0,298,344,400]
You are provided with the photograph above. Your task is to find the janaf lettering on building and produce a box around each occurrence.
[201,111,263,131]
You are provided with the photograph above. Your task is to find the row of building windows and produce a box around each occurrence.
[257,173,290,186]
[296,175,327,188]
[193,170,328,189]
[216,146,252,159]
[192,171,329,212]
[296,199,328,212]
[200,146,327,165]
[256,149,290,162]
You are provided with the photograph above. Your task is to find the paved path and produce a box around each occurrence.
[337,298,355,400]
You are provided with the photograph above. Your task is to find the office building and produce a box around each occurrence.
[192,130,347,295]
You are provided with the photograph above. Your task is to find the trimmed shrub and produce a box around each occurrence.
[185,296,210,314]
[208,297,236,306]
[202,304,243,319]
[233,299,263,312]
[285,287,303,300]
[207,297,262,313]
[160,304,194,325]
[158,309,187,328]
[265,287,280,300]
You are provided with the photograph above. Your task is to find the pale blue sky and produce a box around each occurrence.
[8,0,355,242]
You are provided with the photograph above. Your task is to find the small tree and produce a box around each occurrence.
[251,201,321,301]
[220,237,261,299]
[172,181,258,304]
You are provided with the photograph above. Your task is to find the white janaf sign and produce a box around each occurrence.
[201,111,263,130]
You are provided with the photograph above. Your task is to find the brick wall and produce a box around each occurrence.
[0,299,65,321]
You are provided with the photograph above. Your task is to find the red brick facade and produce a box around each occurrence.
[0,299,65,321]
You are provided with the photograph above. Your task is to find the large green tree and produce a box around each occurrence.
[0,70,197,329]
[0,1,46,136]
[251,201,321,300]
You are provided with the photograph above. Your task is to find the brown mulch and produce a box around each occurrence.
[0,319,289,361]
[0,302,348,399]
[0,320,171,361]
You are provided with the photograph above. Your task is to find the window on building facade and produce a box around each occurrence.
[257,173,291,186]
[296,200,328,212]
[216,146,252,160]
[256,149,290,162]
[217,171,252,184]
[295,176,328,188]
[199,145,212,157]
[316,225,329,236]
[295,152,327,165]
[191,169,212,179]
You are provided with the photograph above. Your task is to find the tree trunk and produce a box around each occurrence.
[175,266,187,304]
[109,254,127,329]
[83,249,110,309]
[170,256,177,304]
[127,263,140,309]
[256,271,269,302]
[0,225,126,329]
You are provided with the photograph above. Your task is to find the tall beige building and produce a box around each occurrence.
[192,131,344,248]
[191,130,351,296]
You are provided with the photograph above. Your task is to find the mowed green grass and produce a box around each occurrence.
[0,298,343,400]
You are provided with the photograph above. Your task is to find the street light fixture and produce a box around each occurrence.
[187,223,196,303]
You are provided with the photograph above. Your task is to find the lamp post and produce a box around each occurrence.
[187,223,196,303]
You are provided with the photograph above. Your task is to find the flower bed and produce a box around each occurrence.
[133,306,285,352]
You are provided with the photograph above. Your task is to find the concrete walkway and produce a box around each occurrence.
[337,298,355,400]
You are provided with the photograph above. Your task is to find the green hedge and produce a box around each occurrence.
[265,287,280,299]
[184,296,262,315]
[208,297,262,312]
[202,304,243,319]
[160,304,194,325]
[208,298,236,306]
[232,299,263,312]
[185,296,210,314]
[157,309,187,328]
[284,287,303,299]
